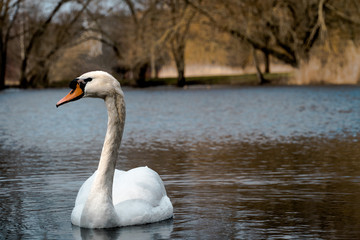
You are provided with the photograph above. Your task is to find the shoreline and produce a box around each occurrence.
[3,72,360,89]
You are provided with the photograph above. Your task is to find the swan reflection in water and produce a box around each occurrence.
[72,219,173,240]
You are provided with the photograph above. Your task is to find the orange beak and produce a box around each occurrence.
[56,84,84,107]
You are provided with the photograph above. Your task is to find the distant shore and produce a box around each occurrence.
[49,72,292,88]
[4,72,360,89]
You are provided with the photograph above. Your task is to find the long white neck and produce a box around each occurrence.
[80,89,126,228]
[92,92,125,197]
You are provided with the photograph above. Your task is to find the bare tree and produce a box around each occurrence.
[0,0,22,90]
[19,0,67,88]
[122,0,156,86]
[187,0,360,83]
[4,0,360,89]
[166,0,196,87]
[85,0,158,86]
[18,0,92,88]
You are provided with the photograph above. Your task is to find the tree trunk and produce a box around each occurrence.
[134,63,148,87]
[0,37,6,90]
[252,47,267,85]
[150,46,156,79]
[175,51,185,87]
[263,50,270,73]
[168,1,195,88]
[172,42,186,87]
[0,53,5,90]
[19,58,28,88]
[41,69,50,88]
[177,67,185,87]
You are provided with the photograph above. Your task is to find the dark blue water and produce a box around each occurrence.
[0,86,359,239]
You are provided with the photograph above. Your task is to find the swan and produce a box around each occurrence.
[56,71,173,228]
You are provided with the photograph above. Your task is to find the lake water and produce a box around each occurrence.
[0,85,359,239]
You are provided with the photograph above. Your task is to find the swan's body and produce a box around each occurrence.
[56,71,173,228]
[72,168,173,228]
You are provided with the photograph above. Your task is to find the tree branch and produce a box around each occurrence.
[325,2,360,25]
[123,0,138,26]
[187,0,298,66]
[306,0,329,50]
[4,0,22,43]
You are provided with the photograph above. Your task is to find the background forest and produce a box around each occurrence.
[1,0,360,89]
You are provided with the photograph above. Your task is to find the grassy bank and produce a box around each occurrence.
[50,72,292,88]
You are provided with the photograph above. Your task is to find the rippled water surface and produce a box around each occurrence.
[0,86,360,239]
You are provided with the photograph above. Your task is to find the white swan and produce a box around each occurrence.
[56,71,173,228]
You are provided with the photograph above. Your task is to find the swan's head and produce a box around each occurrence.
[56,71,123,107]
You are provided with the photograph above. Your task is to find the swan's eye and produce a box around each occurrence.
[68,77,92,93]
[79,78,92,90]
